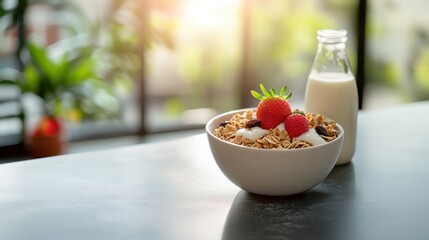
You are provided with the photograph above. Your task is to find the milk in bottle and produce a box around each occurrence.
[304,30,358,165]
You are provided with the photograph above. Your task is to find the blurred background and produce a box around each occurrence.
[1,0,429,158]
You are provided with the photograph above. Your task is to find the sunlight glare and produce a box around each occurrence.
[180,0,241,31]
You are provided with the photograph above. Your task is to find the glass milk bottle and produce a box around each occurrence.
[304,29,358,165]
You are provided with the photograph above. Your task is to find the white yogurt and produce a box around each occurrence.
[237,127,268,141]
[237,123,286,141]
[237,123,325,146]
[276,123,285,132]
[295,128,326,146]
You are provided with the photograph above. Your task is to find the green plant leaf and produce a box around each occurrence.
[23,64,40,96]
[65,58,96,86]
[27,43,59,83]
[270,88,276,96]
[0,8,7,17]
[52,53,71,87]
[0,79,17,85]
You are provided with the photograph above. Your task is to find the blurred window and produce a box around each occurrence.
[144,0,242,132]
[144,0,359,132]
[364,0,429,108]
[6,0,428,156]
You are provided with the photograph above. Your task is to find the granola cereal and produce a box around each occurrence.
[213,110,340,149]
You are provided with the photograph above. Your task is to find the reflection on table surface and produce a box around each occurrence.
[223,165,355,240]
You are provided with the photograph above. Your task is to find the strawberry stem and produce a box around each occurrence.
[251,83,292,100]
[279,85,287,97]
[293,109,305,116]
[260,84,271,97]
[251,90,263,100]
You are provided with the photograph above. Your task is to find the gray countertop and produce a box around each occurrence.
[1,101,429,240]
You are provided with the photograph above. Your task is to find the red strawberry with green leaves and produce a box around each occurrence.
[284,113,309,138]
[251,84,292,130]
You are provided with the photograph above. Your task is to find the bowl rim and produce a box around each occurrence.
[206,108,344,152]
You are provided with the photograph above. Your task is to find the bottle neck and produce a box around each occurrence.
[318,41,346,51]
[312,37,352,75]
[317,30,347,52]
[317,29,347,43]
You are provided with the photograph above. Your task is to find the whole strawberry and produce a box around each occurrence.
[251,84,292,129]
[284,113,310,138]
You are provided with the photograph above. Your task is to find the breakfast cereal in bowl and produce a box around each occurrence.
[213,84,340,150]
[206,84,344,196]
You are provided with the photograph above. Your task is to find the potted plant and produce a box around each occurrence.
[0,0,143,157]
[1,41,99,157]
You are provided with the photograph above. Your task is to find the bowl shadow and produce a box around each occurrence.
[222,164,355,240]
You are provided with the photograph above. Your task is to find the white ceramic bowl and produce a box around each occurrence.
[206,108,344,196]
